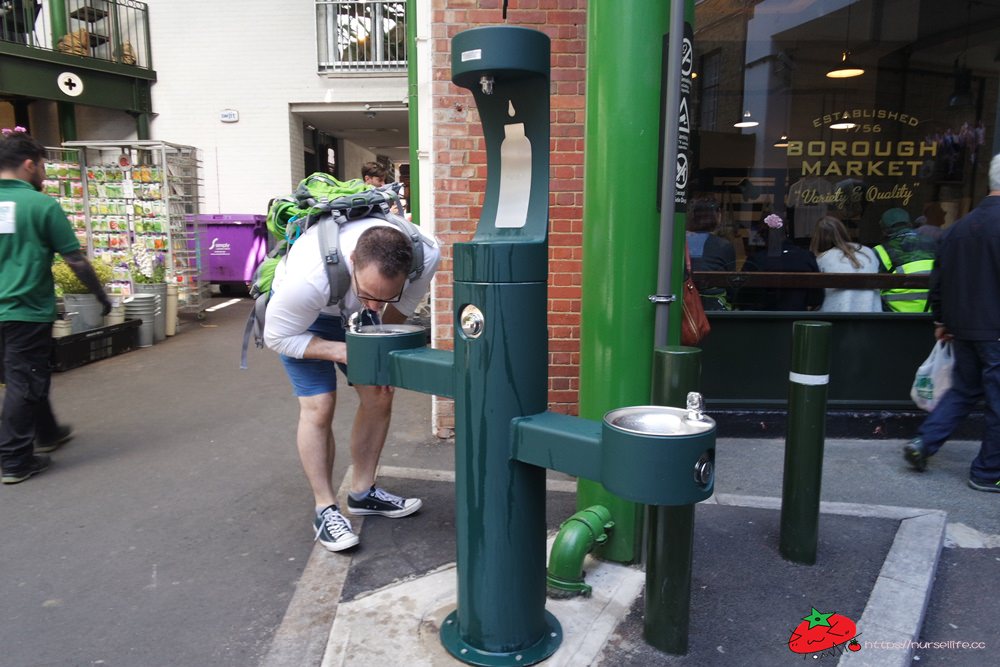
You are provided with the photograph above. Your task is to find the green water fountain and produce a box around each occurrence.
[345,26,715,666]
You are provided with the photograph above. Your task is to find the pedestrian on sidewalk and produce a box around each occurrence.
[361,161,402,216]
[0,128,112,485]
[361,161,388,188]
[904,153,1000,494]
[264,214,440,551]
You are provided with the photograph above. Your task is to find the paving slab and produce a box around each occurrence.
[263,464,945,667]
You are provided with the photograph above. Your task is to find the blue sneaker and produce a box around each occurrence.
[967,477,1000,494]
[314,505,359,552]
[347,486,422,518]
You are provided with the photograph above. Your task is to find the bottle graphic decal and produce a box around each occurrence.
[495,113,532,229]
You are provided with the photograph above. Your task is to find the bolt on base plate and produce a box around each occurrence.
[440,609,562,666]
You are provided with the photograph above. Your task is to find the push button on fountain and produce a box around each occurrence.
[460,305,485,339]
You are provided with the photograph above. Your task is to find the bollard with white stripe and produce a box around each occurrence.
[779,320,832,565]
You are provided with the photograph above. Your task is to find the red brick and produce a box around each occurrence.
[432,0,586,433]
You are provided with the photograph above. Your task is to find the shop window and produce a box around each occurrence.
[687,0,999,313]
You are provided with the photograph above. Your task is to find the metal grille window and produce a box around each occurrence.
[0,0,151,70]
[316,0,407,73]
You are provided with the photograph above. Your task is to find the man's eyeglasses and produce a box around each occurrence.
[353,271,404,304]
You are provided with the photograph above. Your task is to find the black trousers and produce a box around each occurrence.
[0,321,59,469]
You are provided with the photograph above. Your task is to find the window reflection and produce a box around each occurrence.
[689,0,997,311]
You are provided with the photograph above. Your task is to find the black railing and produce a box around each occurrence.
[316,0,407,73]
[0,0,151,70]
[693,272,930,290]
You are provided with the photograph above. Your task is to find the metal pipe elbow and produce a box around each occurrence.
[546,505,614,598]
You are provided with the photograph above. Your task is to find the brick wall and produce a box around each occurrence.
[431,0,587,436]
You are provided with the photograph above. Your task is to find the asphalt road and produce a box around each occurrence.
[0,297,442,667]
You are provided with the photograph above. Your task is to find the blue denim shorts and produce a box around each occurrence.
[279,315,349,397]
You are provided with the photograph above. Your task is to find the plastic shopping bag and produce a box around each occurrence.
[910,340,954,412]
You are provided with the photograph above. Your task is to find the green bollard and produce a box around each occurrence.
[645,346,704,655]
[779,321,832,565]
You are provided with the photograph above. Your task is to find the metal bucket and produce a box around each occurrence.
[62,293,104,334]
[123,294,157,348]
[133,283,166,342]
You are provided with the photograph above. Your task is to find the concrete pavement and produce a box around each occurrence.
[1,296,997,666]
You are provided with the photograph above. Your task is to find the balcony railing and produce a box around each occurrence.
[316,0,407,73]
[0,0,151,71]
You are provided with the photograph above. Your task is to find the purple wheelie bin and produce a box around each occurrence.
[190,214,269,294]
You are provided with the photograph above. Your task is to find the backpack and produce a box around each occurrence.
[240,173,428,369]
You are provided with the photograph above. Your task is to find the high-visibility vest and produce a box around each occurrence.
[873,244,933,312]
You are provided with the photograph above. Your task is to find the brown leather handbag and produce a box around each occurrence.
[681,244,711,346]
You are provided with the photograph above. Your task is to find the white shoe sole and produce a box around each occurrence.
[318,533,360,552]
[348,497,423,518]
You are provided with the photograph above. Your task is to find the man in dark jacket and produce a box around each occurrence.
[904,154,1000,493]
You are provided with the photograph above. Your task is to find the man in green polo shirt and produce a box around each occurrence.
[0,128,112,485]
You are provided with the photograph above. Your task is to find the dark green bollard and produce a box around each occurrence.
[645,346,708,655]
[779,321,832,565]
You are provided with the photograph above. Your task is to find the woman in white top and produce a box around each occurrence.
[809,216,883,312]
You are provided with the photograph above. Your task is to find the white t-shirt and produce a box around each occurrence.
[263,216,440,358]
[816,244,882,312]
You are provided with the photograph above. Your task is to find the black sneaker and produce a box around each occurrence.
[903,439,928,472]
[347,486,422,518]
[967,477,1000,494]
[314,505,359,552]
[35,425,74,454]
[2,455,52,485]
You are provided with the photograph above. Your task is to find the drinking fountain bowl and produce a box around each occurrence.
[345,324,429,386]
[601,404,715,506]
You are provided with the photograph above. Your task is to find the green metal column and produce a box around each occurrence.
[646,346,701,654]
[58,105,77,142]
[49,0,68,42]
[779,321,832,565]
[577,0,672,563]
[48,0,77,142]
[135,113,151,140]
[405,0,420,224]
[443,280,558,664]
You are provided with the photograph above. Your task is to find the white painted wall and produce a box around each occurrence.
[341,140,378,181]
[138,0,407,214]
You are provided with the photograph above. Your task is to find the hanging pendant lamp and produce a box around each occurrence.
[827,51,865,79]
[733,110,759,128]
[826,2,864,79]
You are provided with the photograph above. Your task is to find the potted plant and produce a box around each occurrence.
[129,243,167,342]
[129,242,166,285]
[52,258,114,333]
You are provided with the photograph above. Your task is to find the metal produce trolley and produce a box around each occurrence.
[62,140,207,318]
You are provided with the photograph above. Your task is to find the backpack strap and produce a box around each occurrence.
[240,289,271,370]
[317,214,351,308]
